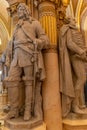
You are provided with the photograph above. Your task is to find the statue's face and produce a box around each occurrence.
[17,7,24,19]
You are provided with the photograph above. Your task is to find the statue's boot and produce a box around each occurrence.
[34,102,43,120]
[72,106,86,114]
[23,83,32,121]
[6,108,19,119]
[79,87,86,109]
[34,83,43,120]
[6,81,19,119]
[72,90,87,114]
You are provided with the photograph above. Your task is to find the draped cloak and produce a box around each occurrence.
[59,25,75,117]
[59,24,86,117]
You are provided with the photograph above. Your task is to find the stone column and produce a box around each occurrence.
[38,1,62,130]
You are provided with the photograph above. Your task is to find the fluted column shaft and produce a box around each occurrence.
[39,2,57,45]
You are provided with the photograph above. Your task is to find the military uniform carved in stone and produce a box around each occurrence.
[59,17,87,117]
[4,3,49,121]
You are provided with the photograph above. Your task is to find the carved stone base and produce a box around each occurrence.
[5,117,45,130]
[63,118,87,130]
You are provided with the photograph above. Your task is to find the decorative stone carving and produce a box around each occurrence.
[43,45,57,53]
[4,3,49,128]
[39,2,56,18]
[59,17,87,118]
[7,2,19,17]
[57,0,70,31]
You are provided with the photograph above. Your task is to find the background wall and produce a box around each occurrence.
[0,0,11,54]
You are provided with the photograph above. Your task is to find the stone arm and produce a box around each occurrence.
[66,29,84,55]
[35,21,50,50]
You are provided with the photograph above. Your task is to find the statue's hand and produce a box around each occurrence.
[81,51,86,58]
[80,51,87,61]
[34,39,44,50]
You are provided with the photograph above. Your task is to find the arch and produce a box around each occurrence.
[0,22,9,52]
[75,0,83,28]
[0,14,11,37]
[80,7,87,46]
[0,0,11,53]
[66,0,74,17]
[81,7,87,30]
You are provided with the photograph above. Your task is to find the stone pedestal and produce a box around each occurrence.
[63,118,87,130]
[5,118,46,130]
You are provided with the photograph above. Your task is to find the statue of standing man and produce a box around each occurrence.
[4,3,49,121]
[59,17,87,117]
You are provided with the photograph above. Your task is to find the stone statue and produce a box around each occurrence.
[4,3,49,121]
[0,51,8,82]
[0,41,12,82]
[59,17,87,118]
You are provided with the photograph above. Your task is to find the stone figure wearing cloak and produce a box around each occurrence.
[59,17,87,117]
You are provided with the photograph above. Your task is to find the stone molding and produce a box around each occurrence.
[43,45,58,53]
[38,1,56,18]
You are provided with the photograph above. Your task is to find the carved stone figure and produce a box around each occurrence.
[0,51,8,82]
[0,40,14,85]
[4,3,49,121]
[59,17,87,117]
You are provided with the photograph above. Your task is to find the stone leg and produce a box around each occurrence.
[71,57,86,113]
[18,81,25,116]
[6,83,19,119]
[4,64,22,119]
[34,81,43,120]
[79,87,86,109]
[23,82,32,121]
[23,66,33,121]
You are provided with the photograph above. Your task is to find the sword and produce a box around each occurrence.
[32,41,39,115]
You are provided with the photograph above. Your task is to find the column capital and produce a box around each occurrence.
[36,0,70,6]
[38,0,59,5]
[7,2,19,17]
[6,0,26,6]
[34,0,59,8]
[38,1,56,18]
